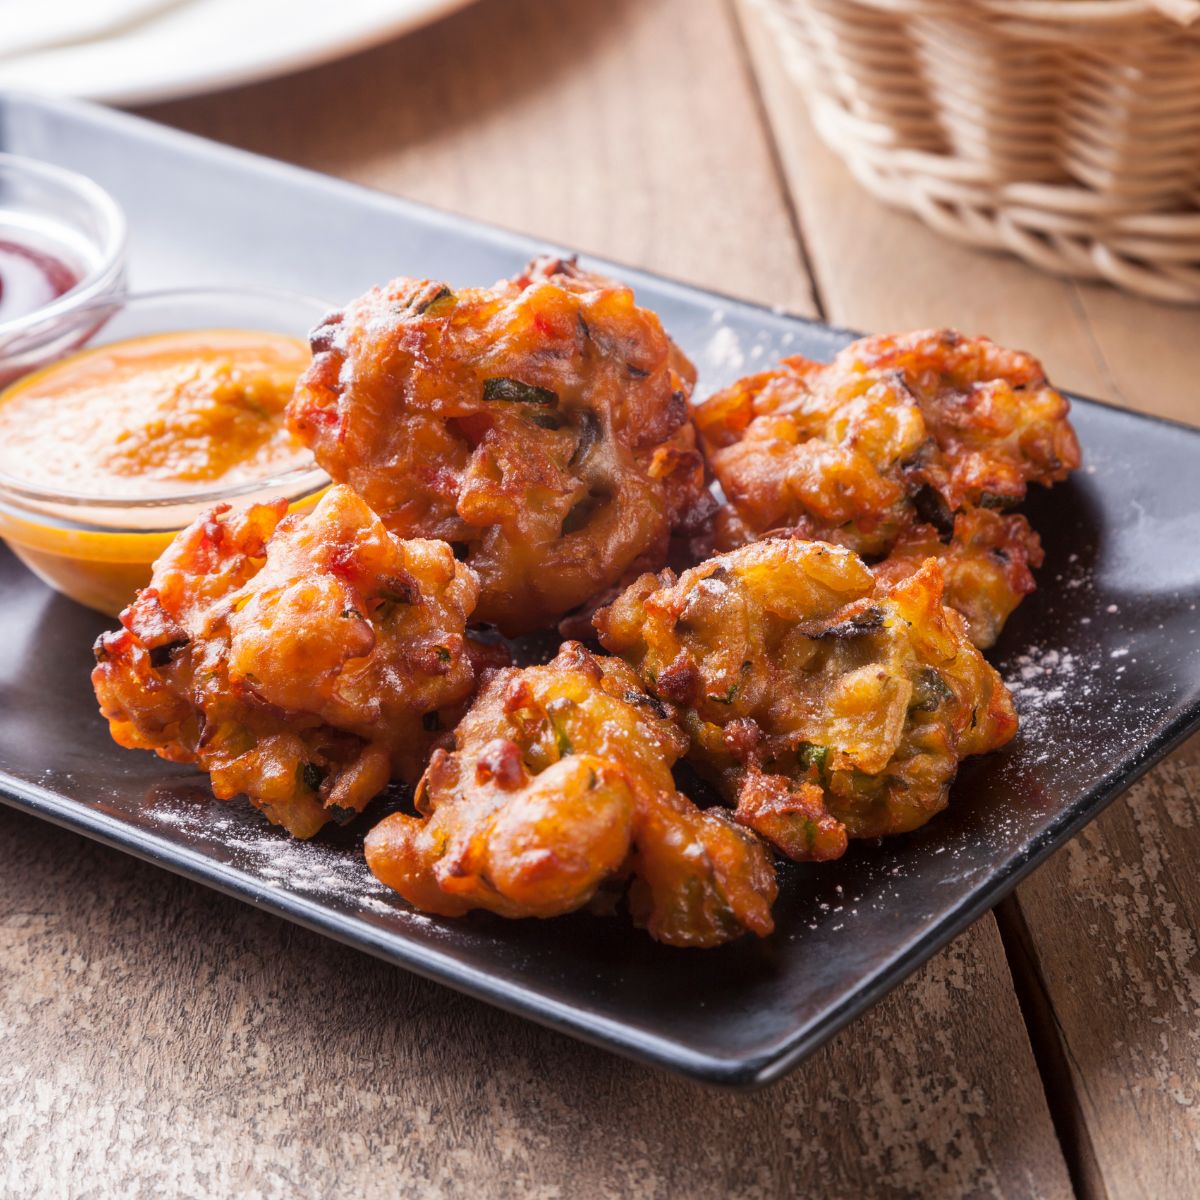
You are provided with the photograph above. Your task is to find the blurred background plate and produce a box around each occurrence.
[0,0,480,106]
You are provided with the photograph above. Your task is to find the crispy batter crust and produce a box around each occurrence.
[92,486,480,838]
[872,507,1043,651]
[364,642,778,947]
[694,329,1079,645]
[288,256,706,635]
[595,538,1017,861]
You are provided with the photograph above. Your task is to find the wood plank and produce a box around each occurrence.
[0,1,1071,1196]
[1006,733,1200,1200]
[733,0,1200,424]
[0,807,1072,1200]
[142,0,815,315]
[736,3,1200,1196]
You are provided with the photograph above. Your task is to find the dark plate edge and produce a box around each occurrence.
[0,770,739,1084]
[4,694,1197,1090]
[745,702,1200,1086]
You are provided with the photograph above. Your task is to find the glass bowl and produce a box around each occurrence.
[0,153,128,382]
[0,287,333,615]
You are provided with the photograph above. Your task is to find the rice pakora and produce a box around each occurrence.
[694,329,1080,645]
[364,642,778,947]
[594,538,1018,861]
[288,256,706,636]
[92,485,480,839]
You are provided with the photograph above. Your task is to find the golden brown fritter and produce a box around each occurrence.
[872,507,1043,651]
[92,485,480,839]
[714,504,1045,651]
[288,256,706,636]
[696,329,1079,552]
[595,538,1018,862]
[693,329,1080,644]
[364,642,777,947]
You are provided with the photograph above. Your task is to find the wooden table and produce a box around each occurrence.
[4,3,1198,1196]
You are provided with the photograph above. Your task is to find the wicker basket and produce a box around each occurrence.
[754,0,1200,303]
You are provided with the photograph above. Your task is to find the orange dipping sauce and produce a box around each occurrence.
[0,328,325,615]
[0,328,311,497]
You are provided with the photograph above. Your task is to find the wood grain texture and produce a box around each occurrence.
[0,1,1075,1196]
[1011,733,1200,1200]
[0,807,1071,1200]
[736,4,1200,1196]
[142,0,815,315]
[734,0,1200,426]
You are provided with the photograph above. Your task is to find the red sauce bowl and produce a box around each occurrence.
[0,153,127,384]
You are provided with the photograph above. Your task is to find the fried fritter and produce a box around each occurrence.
[364,642,777,947]
[594,538,1017,861]
[288,256,706,636]
[92,485,480,839]
[694,329,1079,644]
[872,507,1043,651]
[715,505,1045,651]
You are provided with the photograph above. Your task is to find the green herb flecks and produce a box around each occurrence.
[415,285,457,317]
[812,605,886,640]
[796,742,830,774]
[569,410,601,465]
[549,717,573,758]
[978,491,1013,510]
[911,667,954,712]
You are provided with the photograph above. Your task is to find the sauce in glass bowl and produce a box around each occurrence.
[0,327,312,497]
[0,154,126,382]
[0,238,79,325]
[0,287,332,615]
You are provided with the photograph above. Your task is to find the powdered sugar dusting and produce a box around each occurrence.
[699,315,806,389]
[147,798,421,919]
[705,324,745,374]
[1005,646,1077,764]
[996,551,1172,771]
[1008,646,1074,709]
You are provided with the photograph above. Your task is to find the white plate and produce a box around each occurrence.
[0,0,479,107]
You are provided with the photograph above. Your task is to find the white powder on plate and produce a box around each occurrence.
[149,800,411,916]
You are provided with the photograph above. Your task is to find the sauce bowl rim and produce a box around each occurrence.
[0,152,128,341]
[0,283,335,522]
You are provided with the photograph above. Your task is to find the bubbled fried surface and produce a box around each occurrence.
[694,329,1080,645]
[91,486,480,839]
[287,256,706,636]
[595,539,1017,862]
[696,328,1079,550]
[872,507,1044,652]
[364,642,777,947]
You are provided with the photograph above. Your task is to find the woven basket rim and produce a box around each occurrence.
[809,0,1200,27]
[757,0,1200,301]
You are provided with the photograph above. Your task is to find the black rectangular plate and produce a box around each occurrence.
[2,92,1199,1088]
